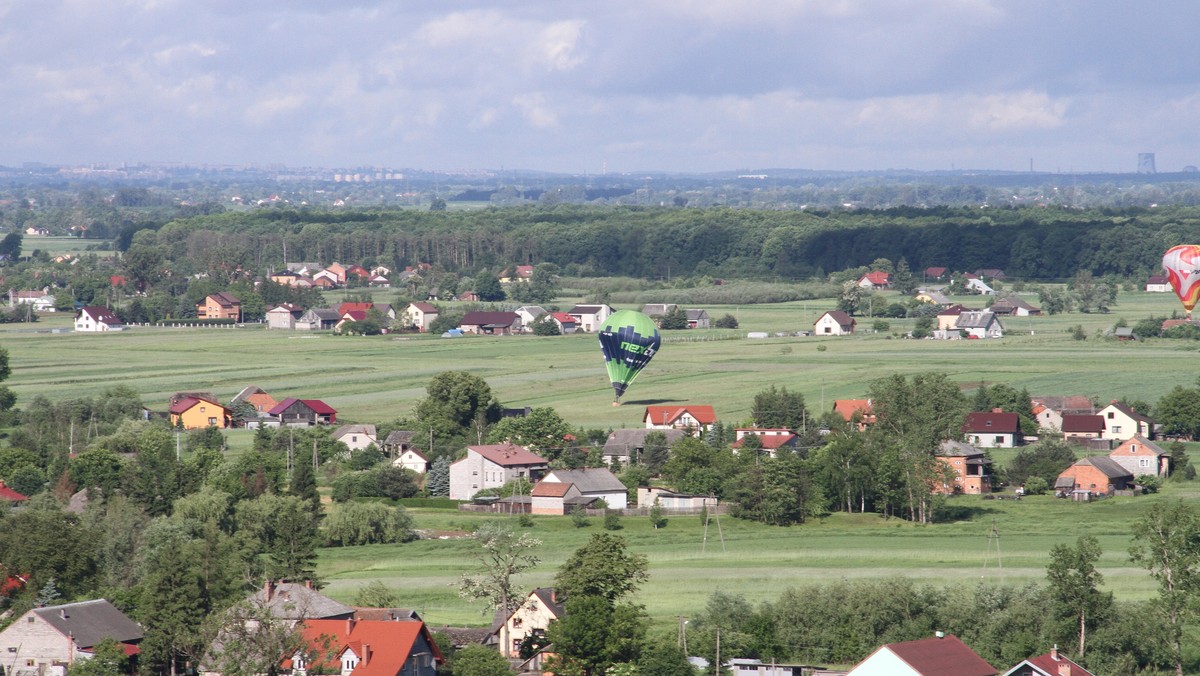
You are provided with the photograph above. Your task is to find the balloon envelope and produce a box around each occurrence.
[598,310,661,401]
[1163,245,1200,314]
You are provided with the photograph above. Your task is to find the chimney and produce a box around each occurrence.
[1058,663,1070,676]
[305,579,313,589]
[60,609,69,619]
[992,408,1003,413]
[1051,644,1058,661]
[550,588,557,603]
[934,630,944,639]
[362,644,371,666]
[264,579,275,602]
[346,618,356,635]
[67,631,74,665]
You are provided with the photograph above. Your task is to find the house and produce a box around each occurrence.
[401,302,439,332]
[283,618,443,675]
[333,424,378,452]
[975,268,1007,280]
[456,290,480,302]
[382,430,417,456]
[955,311,1004,338]
[323,262,348,284]
[393,447,430,473]
[169,396,232,429]
[1055,456,1135,497]
[11,289,55,312]
[989,296,1041,316]
[492,588,564,658]
[1061,414,1105,442]
[936,304,970,332]
[814,310,855,335]
[252,580,356,621]
[514,305,547,331]
[540,467,629,509]
[1108,435,1169,478]
[286,262,324,277]
[636,486,718,510]
[1002,646,1093,676]
[913,289,951,305]
[370,265,392,278]
[548,312,578,334]
[962,411,1022,448]
[459,311,520,335]
[924,267,948,280]
[1097,401,1155,441]
[336,310,368,333]
[312,269,340,287]
[197,292,242,321]
[936,440,992,494]
[1145,274,1170,293]
[337,302,396,321]
[601,428,686,466]
[0,599,144,673]
[729,659,819,676]
[687,309,711,329]
[857,271,891,289]
[295,308,341,331]
[530,480,586,515]
[1032,403,1062,432]
[732,429,799,457]
[833,399,876,430]
[448,444,549,501]
[847,633,996,676]
[266,303,305,330]
[269,398,338,426]
[500,265,535,283]
[966,277,995,295]
[644,405,717,436]
[641,303,677,318]
[231,386,279,416]
[0,480,29,504]
[75,305,123,332]
[567,304,613,332]
[269,270,301,286]
[345,264,370,282]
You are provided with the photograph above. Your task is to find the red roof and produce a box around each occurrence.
[925,267,948,277]
[644,405,717,426]
[286,619,443,675]
[732,433,797,450]
[1017,650,1093,676]
[860,271,891,286]
[0,481,28,502]
[168,397,226,416]
[833,399,874,422]
[468,444,548,467]
[410,302,438,313]
[268,397,337,416]
[531,481,575,497]
[869,634,996,676]
[550,311,576,324]
[338,302,375,316]
[342,310,367,321]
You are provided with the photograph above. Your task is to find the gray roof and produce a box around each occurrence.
[1075,456,1135,479]
[602,428,686,457]
[938,439,984,458]
[33,599,143,648]
[686,309,709,320]
[333,424,377,439]
[956,311,1000,330]
[642,304,677,316]
[304,308,342,321]
[252,582,355,620]
[231,385,269,405]
[544,467,626,494]
[384,430,417,446]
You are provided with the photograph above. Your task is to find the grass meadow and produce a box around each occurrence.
[5,288,1200,626]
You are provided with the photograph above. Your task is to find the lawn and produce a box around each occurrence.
[4,289,1197,627]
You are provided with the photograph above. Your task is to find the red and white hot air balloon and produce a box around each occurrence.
[1163,245,1200,316]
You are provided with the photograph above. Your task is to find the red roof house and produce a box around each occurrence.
[283,618,443,675]
[644,405,717,435]
[1002,646,1092,676]
[962,411,1023,448]
[0,481,28,503]
[848,633,997,675]
[269,398,337,425]
[857,271,891,288]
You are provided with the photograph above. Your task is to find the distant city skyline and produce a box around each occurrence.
[3,1,1198,174]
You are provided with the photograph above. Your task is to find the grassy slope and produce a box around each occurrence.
[5,289,1196,626]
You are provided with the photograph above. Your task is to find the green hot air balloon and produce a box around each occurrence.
[598,310,662,404]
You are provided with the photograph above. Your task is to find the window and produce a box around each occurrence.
[27,616,35,623]
[1107,412,1115,419]
[208,417,217,425]
[1111,425,1121,434]
[994,436,1004,444]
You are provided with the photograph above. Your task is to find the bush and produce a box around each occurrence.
[571,505,591,528]
[323,502,416,546]
[1137,475,1161,494]
[713,313,739,329]
[1023,476,1049,495]
[604,512,623,530]
[872,320,890,332]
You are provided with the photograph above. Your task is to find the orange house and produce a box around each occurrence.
[169,396,232,429]
[1055,456,1134,497]
[197,292,241,321]
[936,440,992,494]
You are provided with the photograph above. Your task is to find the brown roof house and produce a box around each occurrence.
[1055,457,1135,498]
[1097,401,1155,441]
[847,633,996,676]
[448,444,549,501]
[1002,645,1093,676]
[936,440,992,495]
[814,310,855,335]
[1061,414,1106,442]
[459,311,520,335]
[963,411,1022,448]
[197,292,241,321]
[601,428,686,466]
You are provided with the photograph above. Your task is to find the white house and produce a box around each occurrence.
[962,411,1022,448]
[966,278,994,295]
[492,588,564,658]
[265,304,304,330]
[1097,401,1155,441]
[448,444,549,501]
[74,306,123,332]
[814,310,855,335]
[954,311,1003,338]
[401,302,439,332]
[1145,274,1170,292]
[847,634,996,676]
[540,467,629,509]
[567,304,613,332]
[0,600,143,673]
[644,405,717,436]
[393,447,430,473]
[514,305,547,331]
[332,424,378,452]
[11,289,55,312]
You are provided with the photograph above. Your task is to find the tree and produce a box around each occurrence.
[527,263,561,304]
[414,371,502,436]
[474,271,506,302]
[892,258,917,294]
[642,431,669,475]
[200,597,307,676]
[427,456,451,496]
[837,281,864,315]
[555,533,648,603]
[354,580,399,607]
[486,407,573,457]
[713,313,739,329]
[451,644,514,676]
[1046,535,1109,659]
[659,306,689,330]
[0,232,22,259]
[235,494,319,582]
[458,522,542,616]
[1155,385,1200,440]
[323,502,415,546]
[911,316,934,338]
[531,316,561,335]
[1130,501,1200,676]
[68,637,129,675]
[751,385,810,431]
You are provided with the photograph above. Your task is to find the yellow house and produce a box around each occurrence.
[169,396,231,429]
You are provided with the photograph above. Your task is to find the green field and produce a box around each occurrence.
[6,289,1198,626]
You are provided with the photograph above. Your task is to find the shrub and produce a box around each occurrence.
[713,313,739,329]
[604,512,623,530]
[323,502,416,546]
[1023,476,1049,495]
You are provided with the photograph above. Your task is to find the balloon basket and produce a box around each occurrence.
[612,401,621,407]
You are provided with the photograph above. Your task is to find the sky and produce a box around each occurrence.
[3,0,1199,174]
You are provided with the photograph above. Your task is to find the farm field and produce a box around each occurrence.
[5,288,1199,630]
